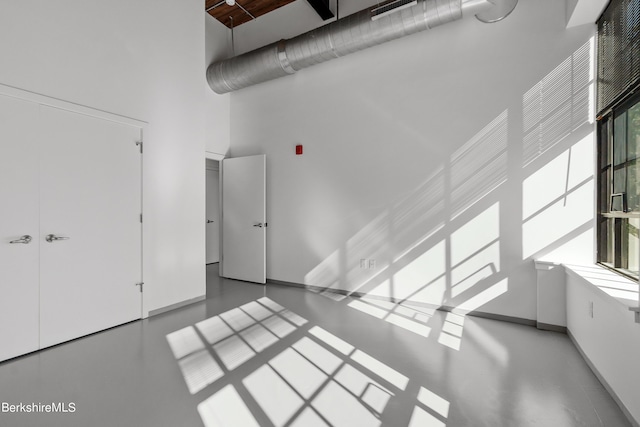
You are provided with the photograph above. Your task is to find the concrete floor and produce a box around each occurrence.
[0,264,631,427]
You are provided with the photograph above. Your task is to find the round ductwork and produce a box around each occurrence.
[207,0,517,94]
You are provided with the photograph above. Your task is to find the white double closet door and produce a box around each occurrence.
[0,94,142,362]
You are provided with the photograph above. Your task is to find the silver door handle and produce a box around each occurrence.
[253,223,263,228]
[10,235,32,244]
[45,234,70,243]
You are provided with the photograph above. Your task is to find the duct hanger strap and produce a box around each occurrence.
[424,0,462,28]
[475,0,517,23]
[207,42,293,93]
[277,41,296,74]
[206,0,514,94]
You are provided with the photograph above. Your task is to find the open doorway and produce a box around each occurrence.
[206,159,220,265]
[205,153,267,287]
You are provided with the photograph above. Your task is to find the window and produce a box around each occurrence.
[596,0,640,280]
[597,97,640,279]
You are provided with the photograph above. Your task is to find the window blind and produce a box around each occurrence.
[597,0,640,116]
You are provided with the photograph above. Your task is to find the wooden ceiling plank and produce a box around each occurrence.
[207,0,299,28]
[205,0,224,9]
[247,0,296,16]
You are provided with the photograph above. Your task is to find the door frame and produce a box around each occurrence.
[206,151,226,276]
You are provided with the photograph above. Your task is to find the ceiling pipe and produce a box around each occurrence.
[207,0,517,94]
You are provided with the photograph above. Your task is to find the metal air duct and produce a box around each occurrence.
[207,0,517,94]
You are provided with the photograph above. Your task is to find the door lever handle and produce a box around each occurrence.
[253,223,264,228]
[207,220,214,224]
[45,234,70,243]
[10,235,32,244]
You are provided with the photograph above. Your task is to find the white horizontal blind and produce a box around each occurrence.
[597,0,640,115]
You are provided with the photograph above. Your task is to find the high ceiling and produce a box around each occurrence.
[206,0,299,28]
[206,0,333,28]
[207,0,610,30]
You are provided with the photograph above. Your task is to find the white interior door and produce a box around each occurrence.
[0,95,40,361]
[39,106,142,348]
[222,155,266,284]
[206,164,220,264]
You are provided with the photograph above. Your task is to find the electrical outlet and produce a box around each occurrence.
[360,259,367,269]
[369,259,376,269]
[589,301,594,318]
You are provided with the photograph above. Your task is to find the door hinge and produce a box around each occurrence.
[136,282,144,293]
[140,213,143,223]
[136,140,143,153]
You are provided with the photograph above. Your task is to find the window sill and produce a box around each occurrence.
[563,263,639,310]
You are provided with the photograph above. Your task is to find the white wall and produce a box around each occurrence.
[567,0,608,28]
[567,270,640,423]
[0,0,212,315]
[228,0,596,321]
[205,15,232,156]
[535,262,567,328]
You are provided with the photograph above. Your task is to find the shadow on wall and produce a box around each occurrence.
[304,38,596,319]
